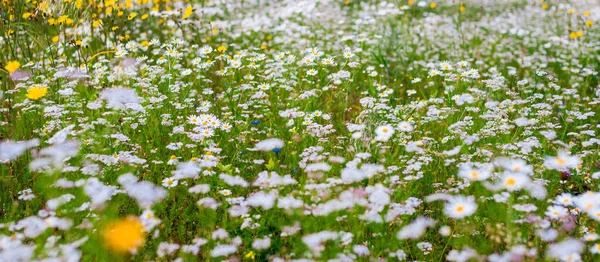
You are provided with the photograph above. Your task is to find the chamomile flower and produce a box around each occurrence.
[374,125,395,142]
[162,177,178,188]
[397,121,414,132]
[343,48,354,59]
[543,151,581,171]
[258,83,271,90]
[443,195,477,219]
[322,56,335,66]
[501,173,530,191]
[545,205,568,220]
[587,209,600,221]
[590,244,600,254]
[167,155,179,165]
[555,193,574,206]
[495,158,533,176]
[188,115,200,125]
[458,164,491,181]
[200,45,213,56]
[574,192,599,212]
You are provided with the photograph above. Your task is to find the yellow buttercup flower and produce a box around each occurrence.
[569,32,577,39]
[245,251,256,260]
[128,12,137,20]
[92,20,102,28]
[5,60,20,73]
[183,5,193,19]
[26,85,48,100]
[103,218,145,253]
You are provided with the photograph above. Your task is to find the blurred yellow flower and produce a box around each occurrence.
[569,32,577,39]
[26,85,48,100]
[5,60,20,73]
[103,218,145,253]
[183,5,193,19]
[92,20,102,28]
[128,12,137,20]
[245,251,256,260]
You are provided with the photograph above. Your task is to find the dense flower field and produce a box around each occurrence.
[1,0,600,261]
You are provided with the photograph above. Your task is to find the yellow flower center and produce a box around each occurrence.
[506,177,516,186]
[470,171,478,178]
[586,204,593,210]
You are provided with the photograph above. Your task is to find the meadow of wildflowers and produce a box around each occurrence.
[1,0,600,261]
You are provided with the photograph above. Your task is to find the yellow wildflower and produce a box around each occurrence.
[128,12,137,20]
[183,5,193,19]
[103,218,145,253]
[26,85,48,100]
[245,251,256,260]
[5,60,20,73]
